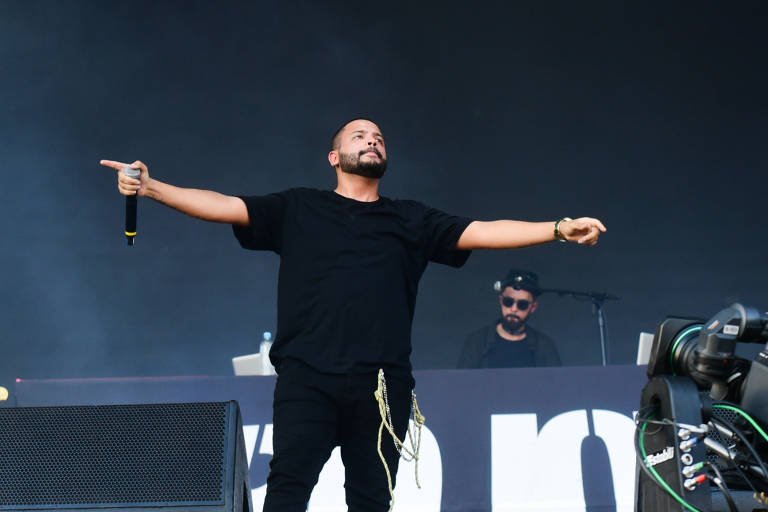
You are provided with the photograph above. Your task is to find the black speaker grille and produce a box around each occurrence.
[0,402,228,506]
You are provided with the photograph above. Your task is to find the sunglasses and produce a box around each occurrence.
[501,297,532,311]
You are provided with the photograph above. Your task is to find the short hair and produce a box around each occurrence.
[330,117,380,150]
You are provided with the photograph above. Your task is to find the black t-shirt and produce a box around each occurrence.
[483,331,537,368]
[232,188,473,378]
[457,323,562,369]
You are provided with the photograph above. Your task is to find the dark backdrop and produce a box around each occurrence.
[1,1,766,385]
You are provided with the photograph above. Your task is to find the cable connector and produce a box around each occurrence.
[708,474,724,486]
[703,437,736,462]
[708,421,736,441]
[677,423,709,437]
[683,474,707,491]
[680,436,703,452]
[682,462,705,478]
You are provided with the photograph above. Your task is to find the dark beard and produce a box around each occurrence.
[339,149,387,179]
[500,315,527,335]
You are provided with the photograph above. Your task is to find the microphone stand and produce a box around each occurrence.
[539,288,620,366]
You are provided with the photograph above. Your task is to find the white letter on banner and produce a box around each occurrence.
[243,424,260,468]
[492,410,590,511]
[591,409,636,512]
[244,424,273,509]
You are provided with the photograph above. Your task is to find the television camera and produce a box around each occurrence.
[636,303,768,511]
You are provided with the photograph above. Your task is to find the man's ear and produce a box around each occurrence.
[328,150,339,168]
[530,301,539,314]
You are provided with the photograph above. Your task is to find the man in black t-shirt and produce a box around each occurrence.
[231,187,472,382]
[458,269,562,369]
[101,118,606,512]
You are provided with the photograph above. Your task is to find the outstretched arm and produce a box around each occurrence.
[100,159,249,226]
[456,217,606,250]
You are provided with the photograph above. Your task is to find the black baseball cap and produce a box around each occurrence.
[494,269,541,297]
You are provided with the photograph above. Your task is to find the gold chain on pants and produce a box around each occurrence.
[373,368,425,512]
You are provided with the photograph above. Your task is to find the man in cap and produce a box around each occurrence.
[458,269,561,368]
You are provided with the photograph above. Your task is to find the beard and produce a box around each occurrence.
[500,315,527,335]
[338,148,387,179]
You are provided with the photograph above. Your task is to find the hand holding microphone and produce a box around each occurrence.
[123,167,139,245]
[99,159,150,246]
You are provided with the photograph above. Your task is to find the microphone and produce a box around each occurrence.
[123,167,140,246]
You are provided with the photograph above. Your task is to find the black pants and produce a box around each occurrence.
[263,359,413,512]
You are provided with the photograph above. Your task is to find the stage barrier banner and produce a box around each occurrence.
[14,365,646,512]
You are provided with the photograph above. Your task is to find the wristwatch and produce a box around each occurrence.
[554,217,572,242]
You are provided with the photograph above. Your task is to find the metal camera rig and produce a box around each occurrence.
[635,303,768,512]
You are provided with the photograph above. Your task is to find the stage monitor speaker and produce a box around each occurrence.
[0,401,252,512]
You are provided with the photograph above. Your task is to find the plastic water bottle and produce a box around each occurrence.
[260,331,274,375]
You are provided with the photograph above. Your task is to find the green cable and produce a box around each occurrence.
[713,403,768,443]
[639,419,703,512]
